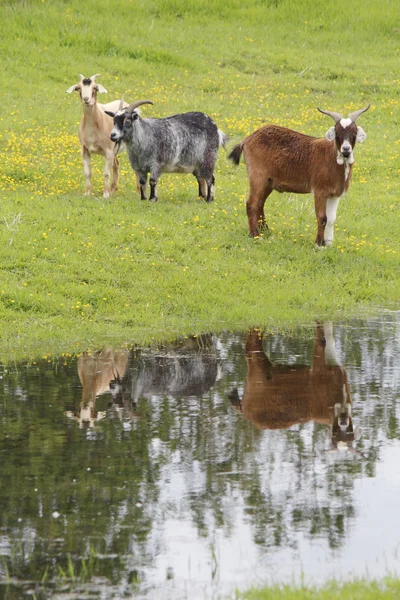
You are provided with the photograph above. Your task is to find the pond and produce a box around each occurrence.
[1,315,400,599]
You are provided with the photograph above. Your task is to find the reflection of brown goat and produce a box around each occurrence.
[66,349,129,428]
[230,323,361,451]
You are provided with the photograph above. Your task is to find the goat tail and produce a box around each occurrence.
[218,129,229,150]
[228,142,243,165]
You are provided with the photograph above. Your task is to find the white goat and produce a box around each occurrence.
[66,74,128,199]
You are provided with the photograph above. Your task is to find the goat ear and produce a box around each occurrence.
[104,111,115,118]
[356,126,367,143]
[96,84,107,94]
[325,126,336,142]
[66,84,78,93]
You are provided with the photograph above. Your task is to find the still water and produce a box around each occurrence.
[1,315,400,599]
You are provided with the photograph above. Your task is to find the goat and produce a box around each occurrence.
[111,334,219,405]
[228,106,369,246]
[66,74,128,199]
[105,100,228,202]
[65,348,129,428]
[229,323,362,453]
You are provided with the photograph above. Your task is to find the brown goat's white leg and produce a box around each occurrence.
[111,156,119,194]
[324,197,341,246]
[82,146,92,196]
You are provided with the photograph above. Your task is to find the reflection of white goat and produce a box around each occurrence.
[65,348,129,429]
[66,74,128,198]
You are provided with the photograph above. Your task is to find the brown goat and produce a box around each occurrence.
[230,324,361,452]
[228,106,369,246]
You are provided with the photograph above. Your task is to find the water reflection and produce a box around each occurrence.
[66,348,130,427]
[113,333,219,404]
[66,334,219,430]
[230,323,362,453]
[1,316,400,599]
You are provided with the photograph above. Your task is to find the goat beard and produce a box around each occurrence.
[113,140,123,156]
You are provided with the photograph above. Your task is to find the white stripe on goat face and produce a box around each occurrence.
[81,81,95,106]
[338,119,355,164]
[340,118,352,128]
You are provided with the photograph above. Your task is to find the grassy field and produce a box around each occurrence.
[0,0,399,362]
[240,577,400,599]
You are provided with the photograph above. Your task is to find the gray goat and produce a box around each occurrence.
[106,100,228,202]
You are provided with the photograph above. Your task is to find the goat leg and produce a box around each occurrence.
[111,156,119,194]
[206,174,215,203]
[103,152,113,199]
[139,175,147,200]
[149,177,158,202]
[82,146,92,196]
[315,194,327,246]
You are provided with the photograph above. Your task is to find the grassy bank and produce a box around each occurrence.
[240,578,400,599]
[0,0,399,361]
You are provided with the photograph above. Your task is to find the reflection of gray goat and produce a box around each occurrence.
[110,335,220,405]
[106,100,228,202]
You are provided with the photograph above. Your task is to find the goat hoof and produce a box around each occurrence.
[103,192,110,199]
[149,197,158,202]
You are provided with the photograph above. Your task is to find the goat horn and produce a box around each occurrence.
[89,74,101,81]
[79,74,85,81]
[119,98,125,111]
[126,100,154,114]
[317,107,344,123]
[348,105,370,122]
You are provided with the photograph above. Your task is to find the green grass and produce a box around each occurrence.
[239,577,400,599]
[0,0,399,362]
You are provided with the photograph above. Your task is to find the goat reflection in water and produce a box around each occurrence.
[115,334,219,405]
[67,335,219,428]
[230,323,362,453]
[66,348,131,428]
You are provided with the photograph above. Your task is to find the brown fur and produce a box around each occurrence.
[229,123,358,245]
[232,325,354,447]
